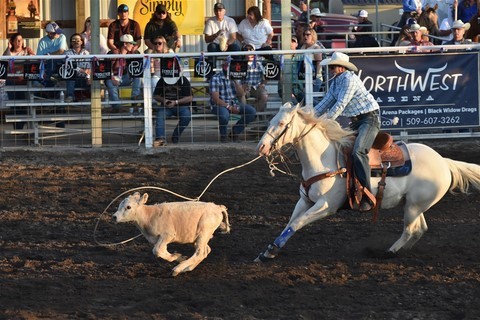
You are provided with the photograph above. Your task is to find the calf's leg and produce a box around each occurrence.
[171,233,213,277]
[153,236,187,262]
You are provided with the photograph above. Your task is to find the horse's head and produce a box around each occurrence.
[257,102,304,156]
[418,5,439,32]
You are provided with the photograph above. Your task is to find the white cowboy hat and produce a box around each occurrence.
[451,20,471,31]
[310,8,325,17]
[320,52,358,72]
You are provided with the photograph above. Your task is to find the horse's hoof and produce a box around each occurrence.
[253,252,273,263]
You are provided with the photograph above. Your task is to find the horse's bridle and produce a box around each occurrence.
[266,112,317,154]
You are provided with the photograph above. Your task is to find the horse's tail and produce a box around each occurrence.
[445,158,480,194]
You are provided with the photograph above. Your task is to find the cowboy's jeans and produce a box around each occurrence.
[349,110,380,193]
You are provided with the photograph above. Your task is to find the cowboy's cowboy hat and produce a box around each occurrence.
[320,52,358,72]
[451,20,471,31]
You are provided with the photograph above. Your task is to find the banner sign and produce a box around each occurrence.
[0,61,7,80]
[229,60,248,80]
[93,60,111,80]
[350,53,479,130]
[127,58,144,78]
[120,0,205,35]
[262,61,281,80]
[24,62,41,80]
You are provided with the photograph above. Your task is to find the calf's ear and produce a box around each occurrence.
[140,193,149,205]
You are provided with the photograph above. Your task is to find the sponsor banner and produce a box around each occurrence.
[262,61,281,80]
[350,53,479,129]
[229,60,248,80]
[93,60,112,81]
[0,61,7,80]
[120,0,205,35]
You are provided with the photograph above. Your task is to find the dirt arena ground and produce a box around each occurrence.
[0,140,479,320]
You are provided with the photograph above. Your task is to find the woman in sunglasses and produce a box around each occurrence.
[144,4,182,53]
[150,36,169,88]
[64,33,91,103]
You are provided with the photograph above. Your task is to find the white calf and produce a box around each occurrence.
[113,192,230,276]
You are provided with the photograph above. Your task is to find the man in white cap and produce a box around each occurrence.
[314,52,380,211]
[350,10,378,47]
[445,20,471,44]
[36,22,68,87]
[105,34,142,112]
[204,3,241,52]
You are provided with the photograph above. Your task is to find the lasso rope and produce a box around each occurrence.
[93,154,263,247]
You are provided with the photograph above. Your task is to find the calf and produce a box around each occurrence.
[113,192,230,276]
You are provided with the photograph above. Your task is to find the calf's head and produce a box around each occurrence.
[113,192,149,223]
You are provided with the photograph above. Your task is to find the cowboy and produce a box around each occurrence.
[445,20,471,44]
[313,52,380,211]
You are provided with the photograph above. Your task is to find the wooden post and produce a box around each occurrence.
[76,0,86,32]
[263,0,271,21]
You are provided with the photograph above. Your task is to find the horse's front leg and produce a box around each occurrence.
[254,197,333,262]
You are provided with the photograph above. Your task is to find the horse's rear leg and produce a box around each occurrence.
[388,212,428,253]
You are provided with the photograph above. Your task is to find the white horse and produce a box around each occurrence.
[255,103,480,261]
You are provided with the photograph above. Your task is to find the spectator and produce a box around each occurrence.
[408,23,434,47]
[204,3,241,52]
[238,44,268,112]
[294,21,309,48]
[458,0,477,24]
[3,32,34,92]
[64,33,91,103]
[350,10,379,47]
[3,33,35,130]
[107,4,142,53]
[438,0,458,44]
[309,8,326,39]
[144,4,181,53]
[209,61,256,142]
[395,24,413,46]
[237,6,273,52]
[36,22,68,87]
[298,1,309,25]
[150,35,169,89]
[81,17,108,54]
[314,52,380,211]
[152,60,192,146]
[105,34,142,112]
[300,28,324,86]
[445,19,471,44]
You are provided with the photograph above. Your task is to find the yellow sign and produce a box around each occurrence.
[120,0,205,35]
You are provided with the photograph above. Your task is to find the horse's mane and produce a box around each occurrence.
[297,106,355,149]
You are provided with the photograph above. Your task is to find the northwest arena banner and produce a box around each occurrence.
[120,0,205,35]
[350,52,479,130]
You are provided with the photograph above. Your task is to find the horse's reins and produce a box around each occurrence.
[265,114,346,201]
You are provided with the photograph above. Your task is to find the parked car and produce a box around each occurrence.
[270,1,357,48]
